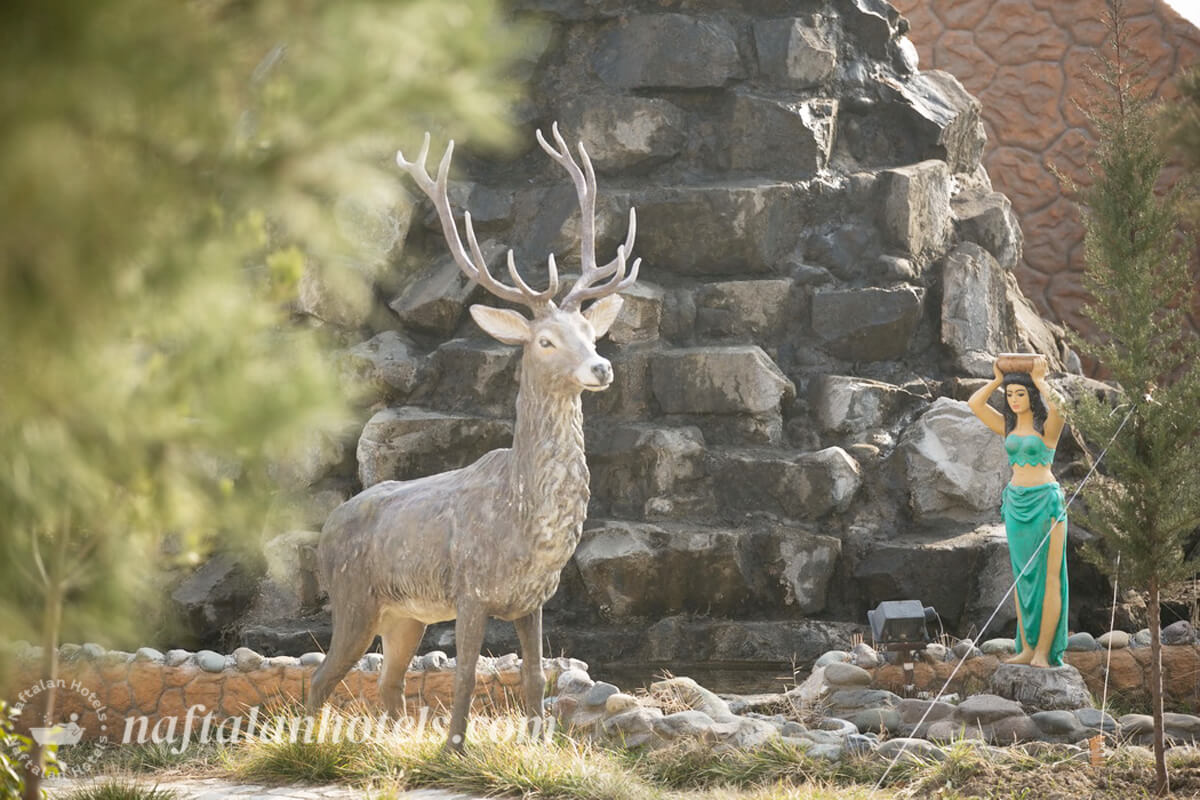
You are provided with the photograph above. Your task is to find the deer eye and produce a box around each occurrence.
[539,337,554,349]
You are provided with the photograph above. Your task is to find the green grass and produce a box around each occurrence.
[63,781,178,800]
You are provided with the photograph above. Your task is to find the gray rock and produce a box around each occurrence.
[362,653,384,672]
[710,446,862,520]
[825,662,873,688]
[559,97,686,172]
[828,688,901,711]
[811,286,925,361]
[1066,632,1101,652]
[899,398,1009,521]
[196,650,228,673]
[607,282,666,344]
[356,407,512,487]
[921,643,950,663]
[573,521,754,618]
[875,737,946,763]
[420,651,450,671]
[1163,620,1195,645]
[557,668,595,696]
[650,676,736,722]
[727,92,836,175]
[806,743,846,761]
[233,647,265,672]
[1097,630,1130,649]
[260,530,322,615]
[815,650,851,668]
[389,250,488,336]
[1119,713,1154,735]
[845,733,877,756]
[845,708,901,735]
[654,710,717,739]
[298,262,374,329]
[587,425,707,518]
[981,638,1017,656]
[879,72,985,173]
[583,682,620,709]
[952,187,1022,272]
[963,528,1020,636]
[298,652,325,667]
[133,647,164,664]
[941,243,1009,377]
[410,338,520,417]
[810,376,924,437]
[955,694,1024,725]
[164,649,192,667]
[986,714,1043,745]
[897,698,956,726]
[592,14,744,89]
[645,617,862,666]
[852,642,883,669]
[345,331,424,400]
[843,0,898,58]
[172,553,258,644]
[952,639,982,660]
[1133,628,1152,647]
[879,160,951,259]
[651,346,793,415]
[986,664,1094,711]
[1032,709,1086,737]
[754,18,837,87]
[602,708,658,743]
[1074,707,1118,734]
[1004,272,1068,373]
[693,279,794,342]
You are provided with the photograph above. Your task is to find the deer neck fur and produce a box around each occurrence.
[508,363,589,563]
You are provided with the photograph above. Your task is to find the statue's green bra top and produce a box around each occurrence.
[1005,433,1055,466]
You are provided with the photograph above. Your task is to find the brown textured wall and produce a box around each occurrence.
[892,0,1200,338]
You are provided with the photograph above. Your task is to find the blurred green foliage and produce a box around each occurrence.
[0,0,531,648]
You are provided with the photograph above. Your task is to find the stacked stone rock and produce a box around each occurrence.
[225,0,1107,672]
[892,0,1200,335]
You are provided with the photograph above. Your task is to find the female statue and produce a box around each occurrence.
[968,354,1068,667]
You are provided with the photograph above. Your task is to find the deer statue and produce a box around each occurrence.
[307,123,640,752]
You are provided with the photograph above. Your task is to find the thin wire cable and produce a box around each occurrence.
[871,403,1137,794]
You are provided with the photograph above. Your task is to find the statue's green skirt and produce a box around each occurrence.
[1001,482,1069,666]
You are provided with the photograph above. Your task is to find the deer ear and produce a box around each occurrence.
[469,305,531,345]
[583,295,624,338]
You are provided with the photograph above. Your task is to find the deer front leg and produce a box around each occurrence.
[513,609,547,739]
[446,601,487,752]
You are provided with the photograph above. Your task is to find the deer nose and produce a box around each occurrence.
[591,362,612,383]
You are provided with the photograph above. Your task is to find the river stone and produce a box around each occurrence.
[879,160,951,259]
[558,668,594,696]
[825,662,872,687]
[605,693,639,715]
[852,642,883,669]
[362,653,384,672]
[815,650,851,668]
[1067,632,1100,651]
[955,694,1024,725]
[654,710,717,739]
[651,346,793,415]
[592,14,744,89]
[986,664,1093,711]
[754,17,837,87]
[1133,628,1152,647]
[899,397,1009,521]
[196,650,228,673]
[583,682,620,708]
[298,652,325,667]
[165,649,192,667]
[1032,709,1086,737]
[811,286,924,361]
[1163,620,1195,645]
[981,638,1016,656]
[1075,708,1118,734]
[1097,630,1130,649]
[133,647,164,664]
[941,242,1008,377]
[876,737,947,763]
[233,647,265,672]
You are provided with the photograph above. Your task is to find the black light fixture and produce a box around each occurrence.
[867,600,939,659]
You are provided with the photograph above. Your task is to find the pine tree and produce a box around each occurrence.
[1066,1,1200,794]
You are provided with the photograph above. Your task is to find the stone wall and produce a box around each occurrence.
[892,0,1200,336]
[0,642,585,743]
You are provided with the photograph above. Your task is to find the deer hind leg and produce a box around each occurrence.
[513,609,547,738]
[378,614,426,716]
[445,601,487,752]
[307,596,379,713]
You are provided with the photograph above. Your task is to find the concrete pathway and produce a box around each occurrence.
[45,775,488,799]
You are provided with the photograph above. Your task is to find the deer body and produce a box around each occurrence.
[308,125,639,751]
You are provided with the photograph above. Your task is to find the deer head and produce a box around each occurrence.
[396,123,639,394]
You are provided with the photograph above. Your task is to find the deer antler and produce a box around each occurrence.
[396,133,558,310]
[536,122,640,311]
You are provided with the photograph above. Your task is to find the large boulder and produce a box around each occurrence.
[388,248,493,337]
[879,160,952,260]
[558,96,687,172]
[608,282,665,344]
[408,338,520,417]
[356,407,513,486]
[709,446,862,520]
[344,331,425,401]
[591,14,745,89]
[587,424,709,518]
[810,375,926,437]
[693,279,795,342]
[941,242,1009,377]
[811,286,925,361]
[987,664,1094,711]
[898,397,1008,521]
[952,186,1023,272]
[726,92,837,175]
[171,553,259,648]
[879,71,986,174]
[650,347,793,415]
[753,17,838,88]
[642,617,864,666]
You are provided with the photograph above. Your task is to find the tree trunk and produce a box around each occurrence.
[1149,575,1168,796]
[21,529,66,800]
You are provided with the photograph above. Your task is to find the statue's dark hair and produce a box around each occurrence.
[1002,372,1047,435]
